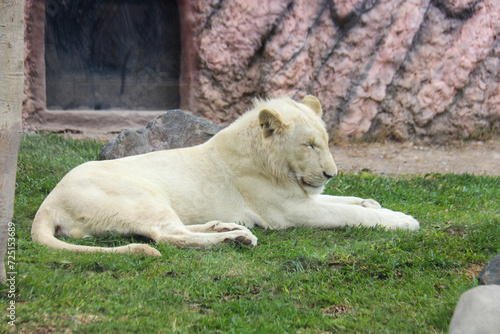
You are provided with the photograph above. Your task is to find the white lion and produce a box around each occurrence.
[31,96,419,257]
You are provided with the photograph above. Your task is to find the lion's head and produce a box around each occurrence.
[253,95,338,195]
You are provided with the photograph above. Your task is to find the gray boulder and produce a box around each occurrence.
[99,109,224,160]
[449,285,500,334]
[478,254,500,285]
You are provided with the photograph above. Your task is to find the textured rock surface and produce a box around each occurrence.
[448,285,500,334]
[179,0,500,142]
[478,254,500,285]
[99,109,224,160]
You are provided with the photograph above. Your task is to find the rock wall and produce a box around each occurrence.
[179,0,500,142]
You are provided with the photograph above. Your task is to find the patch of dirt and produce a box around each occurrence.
[331,140,500,176]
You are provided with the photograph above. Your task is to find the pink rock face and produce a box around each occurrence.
[179,0,500,142]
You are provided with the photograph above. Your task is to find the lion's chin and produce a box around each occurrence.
[299,177,325,195]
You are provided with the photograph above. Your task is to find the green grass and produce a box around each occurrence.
[3,132,500,333]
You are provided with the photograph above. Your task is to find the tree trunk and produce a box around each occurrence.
[0,0,25,284]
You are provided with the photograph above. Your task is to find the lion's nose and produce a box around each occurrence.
[323,158,338,179]
[323,171,335,179]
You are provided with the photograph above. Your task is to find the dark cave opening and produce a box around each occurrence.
[45,0,181,111]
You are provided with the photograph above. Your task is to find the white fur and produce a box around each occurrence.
[31,96,419,257]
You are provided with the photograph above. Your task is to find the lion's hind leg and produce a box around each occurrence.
[182,221,257,246]
[151,227,258,248]
[139,220,257,249]
[71,190,257,250]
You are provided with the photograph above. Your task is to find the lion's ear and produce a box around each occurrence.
[258,108,286,138]
[301,95,322,117]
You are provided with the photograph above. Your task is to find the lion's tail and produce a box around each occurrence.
[31,207,161,257]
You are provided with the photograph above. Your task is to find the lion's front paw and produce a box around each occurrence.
[361,199,381,209]
[396,215,420,231]
[223,230,258,247]
[386,212,420,231]
[374,209,420,231]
